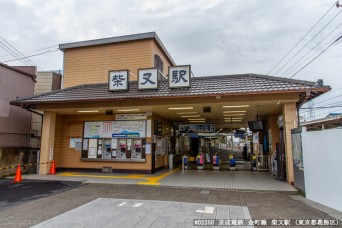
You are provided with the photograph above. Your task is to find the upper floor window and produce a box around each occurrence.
[154,54,164,74]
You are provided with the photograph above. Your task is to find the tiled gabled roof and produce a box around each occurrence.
[11,74,330,106]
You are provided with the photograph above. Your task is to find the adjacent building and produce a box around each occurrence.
[0,63,36,166]
[30,71,62,149]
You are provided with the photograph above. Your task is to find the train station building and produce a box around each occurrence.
[11,32,330,184]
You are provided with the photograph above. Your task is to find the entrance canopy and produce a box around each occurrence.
[11,74,329,130]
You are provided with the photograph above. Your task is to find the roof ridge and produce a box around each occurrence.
[251,74,315,86]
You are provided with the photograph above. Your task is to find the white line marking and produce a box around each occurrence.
[118,202,126,207]
[133,203,144,208]
[196,206,215,214]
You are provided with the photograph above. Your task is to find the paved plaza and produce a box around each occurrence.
[1,169,341,227]
[32,198,252,228]
[23,169,296,192]
[0,183,339,227]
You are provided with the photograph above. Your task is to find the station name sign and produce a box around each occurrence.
[108,65,191,92]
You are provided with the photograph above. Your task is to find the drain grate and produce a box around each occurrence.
[200,190,210,194]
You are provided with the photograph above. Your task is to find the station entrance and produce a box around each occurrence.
[11,74,329,186]
[170,123,280,177]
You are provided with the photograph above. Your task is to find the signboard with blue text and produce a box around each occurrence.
[84,120,146,138]
[179,124,215,133]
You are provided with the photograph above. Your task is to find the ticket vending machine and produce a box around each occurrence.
[117,139,127,159]
[132,139,142,159]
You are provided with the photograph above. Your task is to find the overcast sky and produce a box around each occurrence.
[0,0,341,119]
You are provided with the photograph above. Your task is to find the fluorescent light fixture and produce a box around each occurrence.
[222,105,250,108]
[168,107,193,110]
[176,112,197,114]
[223,111,247,113]
[224,118,243,120]
[224,119,242,122]
[181,115,201,118]
[117,109,141,112]
[77,110,99,113]
[188,118,206,121]
[189,121,206,123]
[223,114,245,116]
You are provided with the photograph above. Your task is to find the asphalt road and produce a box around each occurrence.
[0,179,82,212]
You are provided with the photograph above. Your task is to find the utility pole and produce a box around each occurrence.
[308,101,315,121]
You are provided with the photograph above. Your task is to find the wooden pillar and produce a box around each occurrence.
[282,103,298,184]
[267,113,281,154]
[39,111,56,175]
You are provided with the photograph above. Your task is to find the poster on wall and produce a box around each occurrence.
[292,133,304,169]
[84,120,146,138]
[145,143,151,154]
[252,133,259,144]
[83,139,88,151]
[70,138,82,148]
[88,139,98,158]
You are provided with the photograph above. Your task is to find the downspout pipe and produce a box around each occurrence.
[22,104,44,174]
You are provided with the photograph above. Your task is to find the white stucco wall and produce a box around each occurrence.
[302,128,342,212]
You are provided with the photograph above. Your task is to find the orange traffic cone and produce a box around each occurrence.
[49,160,56,175]
[13,164,22,182]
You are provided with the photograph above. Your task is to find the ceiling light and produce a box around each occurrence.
[223,111,247,113]
[117,109,141,112]
[224,119,242,122]
[188,118,206,121]
[222,105,250,108]
[189,121,206,123]
[223,114,245,116]
[176,112,197,114]
[181,115,201,118]
[168,107,193,110]
[77,110,99,113]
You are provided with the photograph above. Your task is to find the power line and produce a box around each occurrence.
[0,44,57,61]
[266,1,338,75]
[0,39,33,67]
[274,9,342,76]
[302,105,342,109]
[289,35,342,78]
[309,107,342,119]
[0,41,31,66]
[2,49,59,63]
[315,93,342,105]
[280,22,342,77]
[0,36,43,70]
[284,32,342,77]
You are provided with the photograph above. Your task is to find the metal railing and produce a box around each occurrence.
[256,155,270,171]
